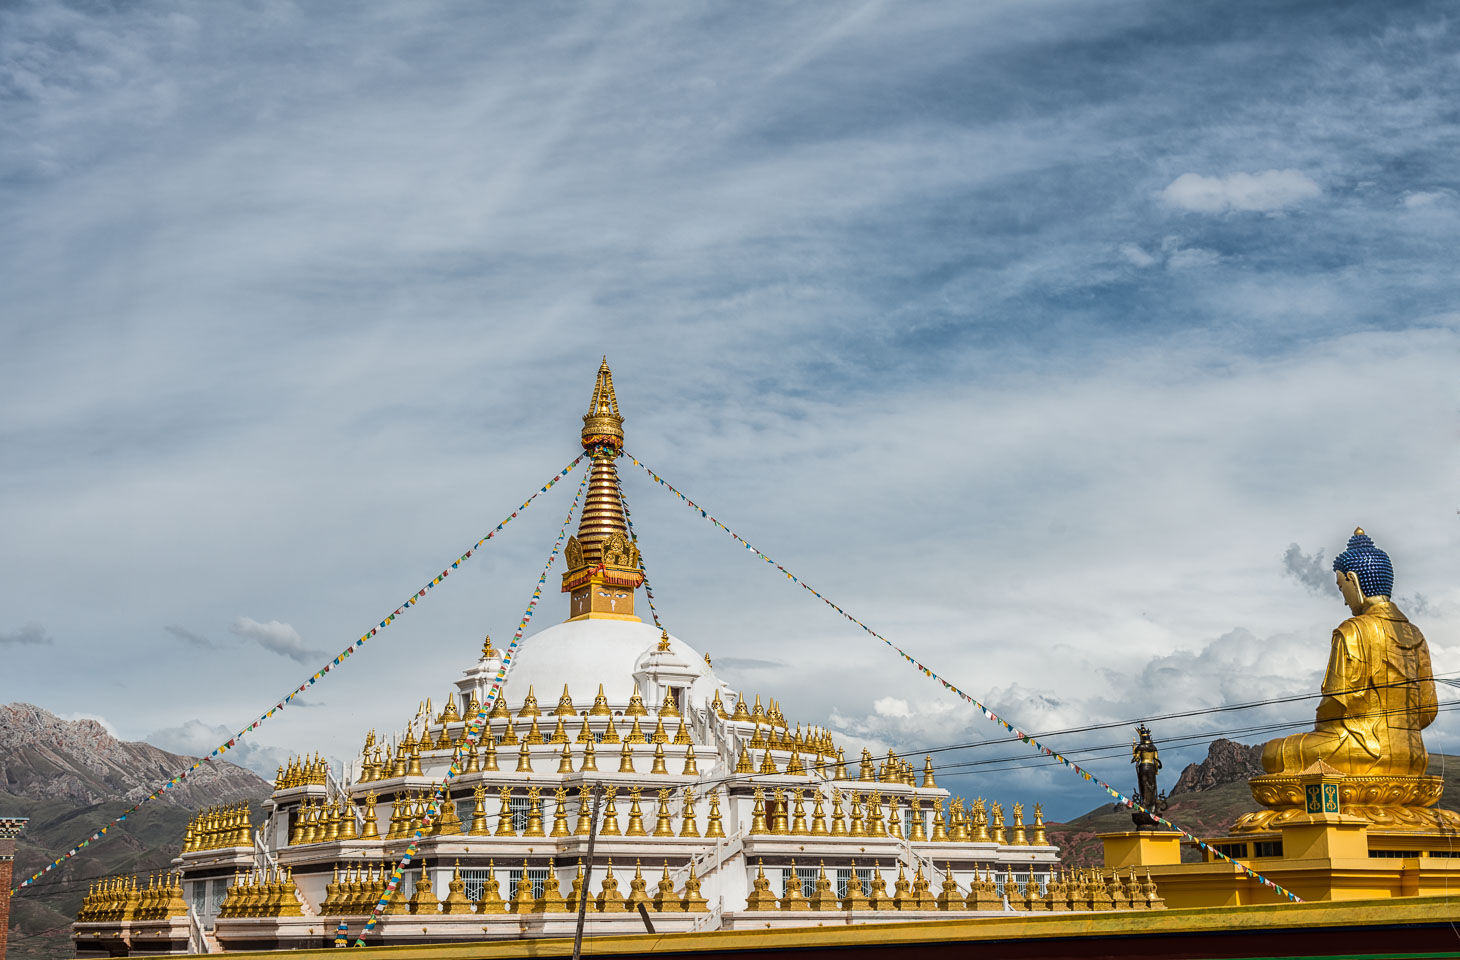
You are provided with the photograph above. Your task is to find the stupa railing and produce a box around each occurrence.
[253,827,278,874]
[671,830,743,889]
[322,763,367,833]
[186,905,210,954]
[895,836,946,892]
[691,896,724,932]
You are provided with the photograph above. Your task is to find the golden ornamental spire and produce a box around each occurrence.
[562,358,645,621]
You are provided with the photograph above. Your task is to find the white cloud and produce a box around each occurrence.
[1118,243,1157,267]
[1161,169,1320,214]
[59,711,121,738]
[873,696,912,719]
[1165,246,1222,269]
[147,718,290,778]
[1402,190,1451,209]
[829,695,968,759]
[229,616,324,665]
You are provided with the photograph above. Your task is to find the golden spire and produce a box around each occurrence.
[562,359,645,620]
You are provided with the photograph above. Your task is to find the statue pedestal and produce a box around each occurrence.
[1280,814,1369,862]
[1099,831,1183,870]
[1232,770,1448,828]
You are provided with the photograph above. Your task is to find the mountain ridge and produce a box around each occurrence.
[2,702,271,960]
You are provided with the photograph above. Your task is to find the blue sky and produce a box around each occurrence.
[2,0,1458,820]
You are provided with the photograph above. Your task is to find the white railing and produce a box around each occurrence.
[898,833,941,884]
[324,764,350,801]
[254,829,278,873]
[671,831,743,888]
[186,906,210,954]
[322,762,369,831]
[692,896,724,932]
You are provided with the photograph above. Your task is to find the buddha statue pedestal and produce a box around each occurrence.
[1235,769,1456,833]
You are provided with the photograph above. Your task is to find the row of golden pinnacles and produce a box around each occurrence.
[349,720,705,782]
[274,753,329,789]
[280,781,1049,847]
[312,858,710,916]
[181,801,255,852]
[739,860,1163,912]
[741,857,1162,910]
[745,786,1048,844]
[330,686,873,786]
[76,873,189,922]
[216,866,306,918]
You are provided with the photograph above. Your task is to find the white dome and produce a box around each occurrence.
[499,618,718,711]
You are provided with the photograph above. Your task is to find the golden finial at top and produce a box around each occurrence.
[481,635,495,659]
[581,356,624,452]
[1354,526,1365,537]
[657,629,671,652]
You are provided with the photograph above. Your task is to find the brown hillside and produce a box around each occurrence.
[1,703,270,960]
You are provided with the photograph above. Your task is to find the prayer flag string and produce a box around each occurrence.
[624,452,1304,904]
[616,475,662,630]
[11,454,586,896]
[354,466,591,944]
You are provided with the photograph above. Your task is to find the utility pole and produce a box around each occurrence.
[571,785,602,960]
[1,818,29,960]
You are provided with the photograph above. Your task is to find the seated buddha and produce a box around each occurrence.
[1261,528,1437,778]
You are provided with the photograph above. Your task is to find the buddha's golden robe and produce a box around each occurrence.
[1262,599,1436,777]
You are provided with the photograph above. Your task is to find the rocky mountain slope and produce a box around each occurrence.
[2,703,271,960]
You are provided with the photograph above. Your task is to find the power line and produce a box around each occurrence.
[894,672,1460,760]
[920,700,1460,780]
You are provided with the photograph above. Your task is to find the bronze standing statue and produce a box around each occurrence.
[1124,724,1167,830]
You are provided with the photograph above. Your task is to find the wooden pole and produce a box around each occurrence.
[571,785,602,960]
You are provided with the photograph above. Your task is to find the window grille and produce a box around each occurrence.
[1252,841,1283,858]
[1428,849,1460,858]
[1213,842,1248,860]
[457,868,495,902]
[507,867,550,900]
[510,796,531,833]
[833,867,876,898]
[1368,849,1409,859]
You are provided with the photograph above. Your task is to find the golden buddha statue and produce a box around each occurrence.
[1239,528,1457,831]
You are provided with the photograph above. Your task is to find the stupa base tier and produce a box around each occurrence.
[95,896,1457,960]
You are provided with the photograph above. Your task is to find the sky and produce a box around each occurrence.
[2,0,1458,822]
